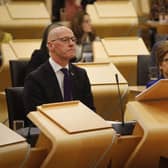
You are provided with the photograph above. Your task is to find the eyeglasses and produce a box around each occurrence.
[50,37,76,43]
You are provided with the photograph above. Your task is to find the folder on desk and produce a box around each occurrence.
[37,101,111,134]
[135,79,168,101]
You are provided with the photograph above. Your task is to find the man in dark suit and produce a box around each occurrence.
[24,26,95,116]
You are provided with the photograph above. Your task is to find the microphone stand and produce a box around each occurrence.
[111,74,136,135]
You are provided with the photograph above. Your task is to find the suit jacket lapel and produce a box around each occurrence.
[43,61,63,101]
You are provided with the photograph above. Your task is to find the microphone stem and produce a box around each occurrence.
[115,74,125,125]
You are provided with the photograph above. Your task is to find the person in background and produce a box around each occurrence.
[81,0,96,10]
[52,0,65,22]
[64,0,82,21]
[0,30,13,66]
[70,11,98,62]
[26,23,62,75]
[147,40,168,87]
[24,26,95,117]
[52,0,82,22]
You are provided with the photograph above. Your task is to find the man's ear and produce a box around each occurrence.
[47,41,52,48]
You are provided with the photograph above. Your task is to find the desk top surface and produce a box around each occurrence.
[0,5,51,27]
[101,37,149,56]
[6,2,50,19]
[37,101,112,134]
[0,123,26,147]
[94,1,137,18]
[76,62,127,85]
[87,2,138,25]
[1,39,41,60]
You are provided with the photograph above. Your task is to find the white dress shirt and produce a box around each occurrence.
[49,57,69,98]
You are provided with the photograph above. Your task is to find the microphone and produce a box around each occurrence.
[115,73,124,125]
[111,74,136,135]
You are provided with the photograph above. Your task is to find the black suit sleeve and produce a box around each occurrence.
[23,73,47,115]
[26,50,49,76]
[82,70,96,112]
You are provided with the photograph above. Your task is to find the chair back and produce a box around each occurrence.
[137,55,150,85]
[5,87,26,129]
[9,60,29,87]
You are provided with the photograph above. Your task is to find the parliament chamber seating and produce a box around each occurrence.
[93,37,150,86]
[77,62,129,121]
[2,1,168,167]
[9,60,29,87]
[5,87,25,129]
[86,1,138,38]
[0,1,51,39]
[0,39,41,91]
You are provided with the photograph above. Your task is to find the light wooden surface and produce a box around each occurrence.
[125,100,168,168]
[77,62,127,85]
[8,39,41,59]
[136,79,168,101]
[28,101,115,168]
[131,0,150,17]
[6,2,49,19]
[128,85,145,101]
[0,123,28,168]
[101,37,149,56]
[37,101,111,134]
[77,62,128,121]
[0,2,51,38]
[0,123,25,146]
[93,38,149,85]
[0,92,8,124]
[110,133,142,168]
[86,1,138,37]
[0,40,41,91]
[94,1,137,18]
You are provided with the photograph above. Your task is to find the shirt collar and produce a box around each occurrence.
[49,57,69,73]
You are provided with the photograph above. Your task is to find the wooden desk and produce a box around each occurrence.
[0,2,51,39]
[128,85,145,101]
[0,39,41,91]
[0,123,28,168]
[131,0,150,17]
[27,101,115,168]
[93,37,149,85]
[86,1,138,37]
[147,20,168,35]
[125,100,168,168]
[77,62,128,121]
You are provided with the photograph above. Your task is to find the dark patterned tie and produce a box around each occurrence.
[61,68,72,101]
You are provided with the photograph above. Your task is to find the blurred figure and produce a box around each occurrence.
[52,0,82,22]
[147,40,168,87]
[81,0,96,10]
[0,30,13,66]
[26,23,62,75]
[64,0,82,21]
[70,11,98,62]
[52,0,65,21]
